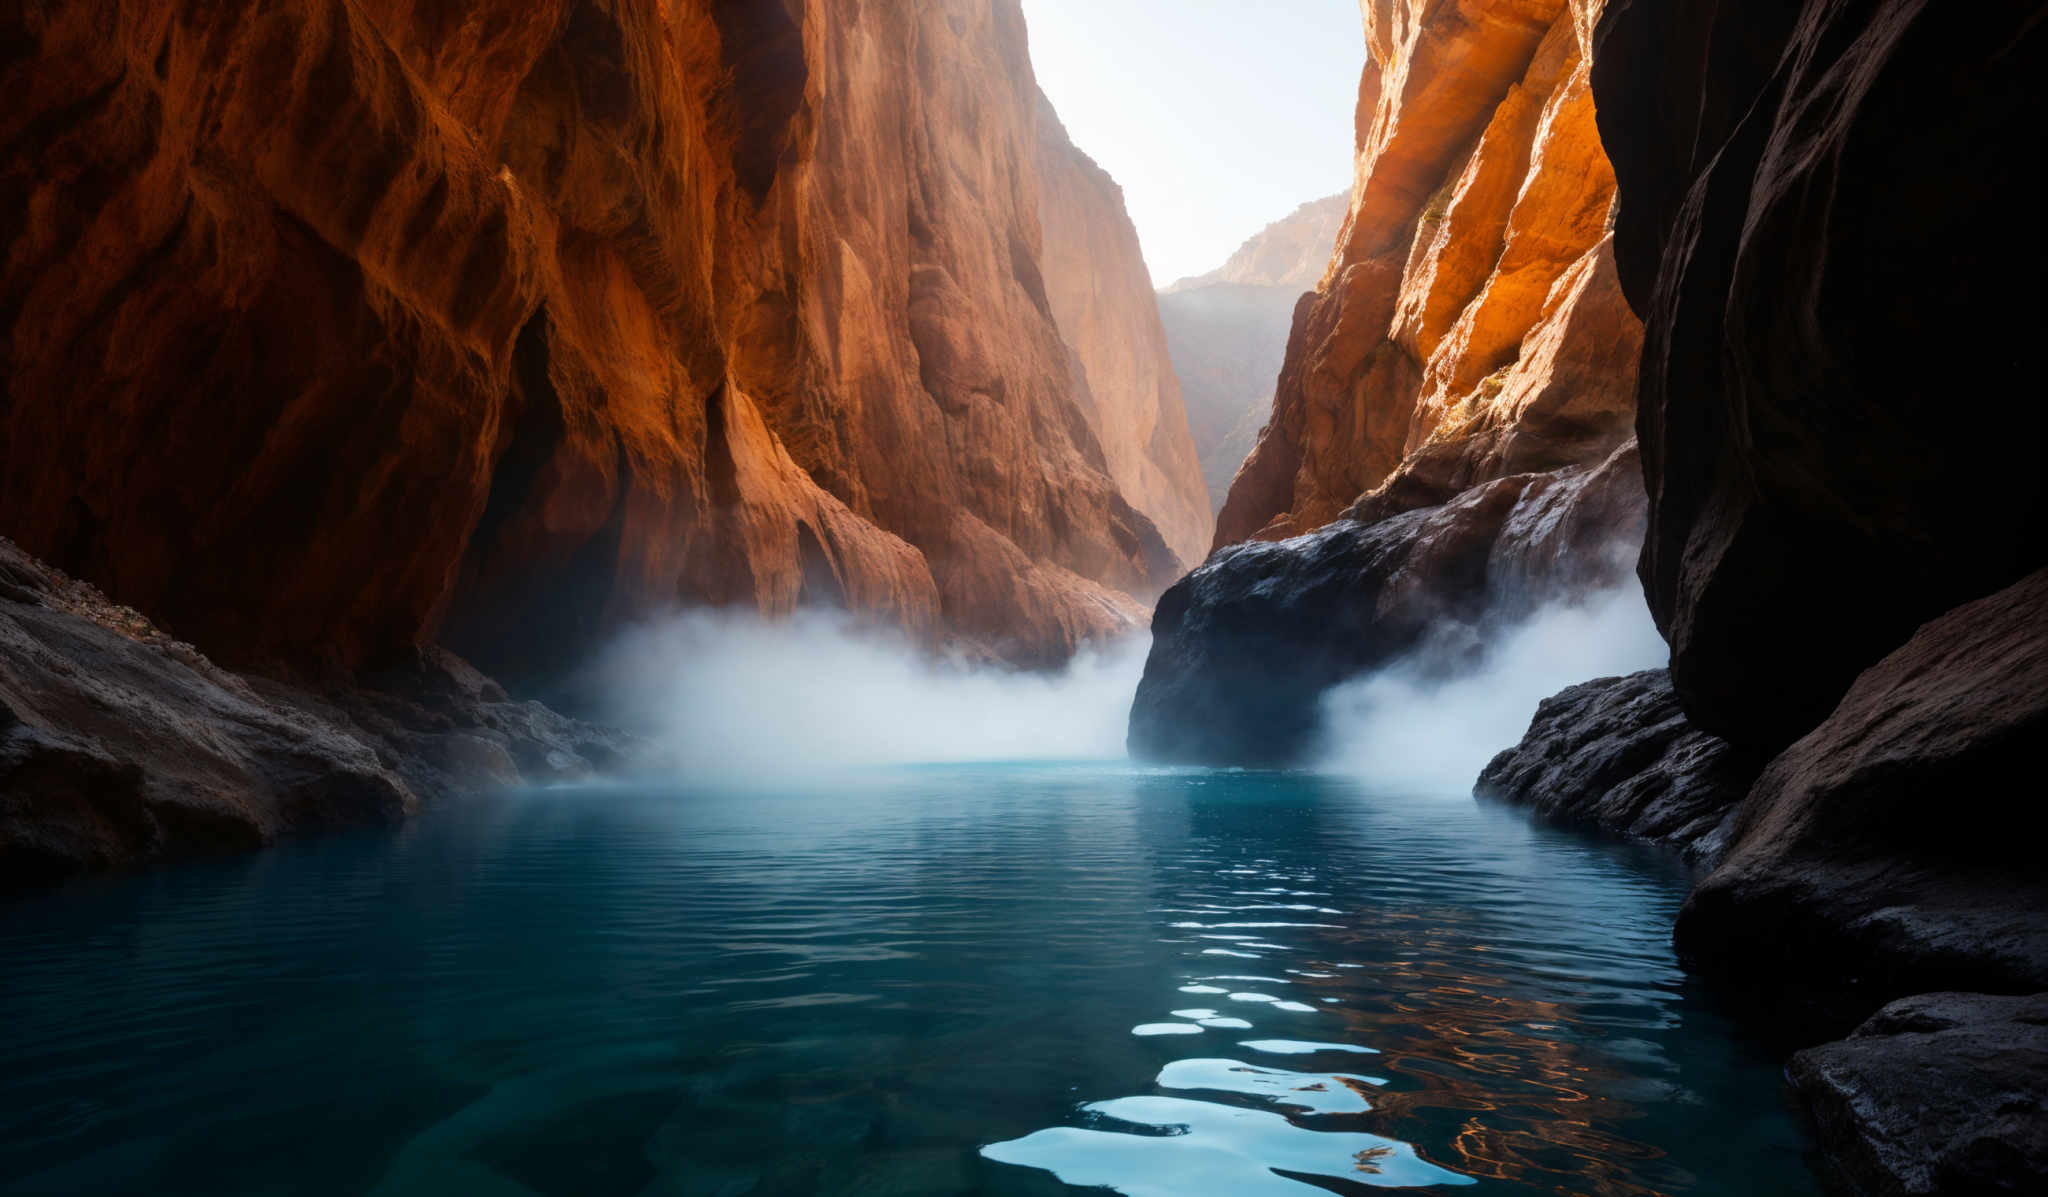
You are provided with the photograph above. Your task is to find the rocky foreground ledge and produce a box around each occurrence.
[1,539,642,894]
[1474,668,1762,866]
[1479,569,2048,1194]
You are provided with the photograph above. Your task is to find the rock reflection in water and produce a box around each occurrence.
[985,772,1800,1197]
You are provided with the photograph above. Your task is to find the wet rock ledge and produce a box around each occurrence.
[1474,668,1762,866]
[1,538,641,894]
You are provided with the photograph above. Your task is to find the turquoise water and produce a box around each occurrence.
[0,765,1816,1195]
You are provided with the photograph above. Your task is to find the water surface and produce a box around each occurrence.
[0,765,1816,1195]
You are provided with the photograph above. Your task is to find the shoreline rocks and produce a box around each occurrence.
[1,538,640,895]
[1474,669,1761,866]
[1130,440,1643,765]
[1789,992,2048,1196]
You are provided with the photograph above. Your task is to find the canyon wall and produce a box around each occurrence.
[1593,0,2045,752]
[1157,194,1346,510]
[1479,3,2047,1184]
[1214,0,1640,549]
[0,0,1198,685]
[1033,96,1212,566]
[1579,0,2047,1013]
[1131,0,1647,763]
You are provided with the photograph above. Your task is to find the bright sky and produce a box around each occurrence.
[1023,0,1363,287]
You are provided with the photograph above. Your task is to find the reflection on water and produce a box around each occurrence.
[0,766,1815,1195]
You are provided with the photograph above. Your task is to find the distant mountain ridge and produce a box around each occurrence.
[1162,194,1349,294]
[1156,194,1348,510]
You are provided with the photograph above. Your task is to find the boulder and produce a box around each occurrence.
[1475,669,1761,864]
[1789,992,2048,1196]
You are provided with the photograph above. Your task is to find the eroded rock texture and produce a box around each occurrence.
[1132,439,1643,764]
[1158,194,1347,510]
[0,539,636,891]
[1132,1,1649,765]
[1216,2,1640,549]
[1475,668,1761,865]
[1675,568,2048,1017]
[1034,96,1211,566]
[0,0,1197,682]
[1592,0,2047,749]
[1789,992,2048,1197]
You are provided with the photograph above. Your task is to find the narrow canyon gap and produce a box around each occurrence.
[2,0,2044,1194]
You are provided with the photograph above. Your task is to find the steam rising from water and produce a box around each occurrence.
[591,610,1148,777]
[1312,585,1669,791]
[594,584,1663,788]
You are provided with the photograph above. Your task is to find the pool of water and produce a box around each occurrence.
[0,765,1817,1195]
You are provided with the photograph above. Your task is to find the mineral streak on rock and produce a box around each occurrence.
[0,0,1197,681]
[1215,1,1640,550]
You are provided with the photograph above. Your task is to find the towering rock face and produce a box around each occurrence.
[1577,0,2048,1014]
[0,0,1184,682]
[1215,1,1640,550]
[1131,0,1648,764]
[1157,194,1347,511]
[1592,0,2046,750]
[1493,4,2047,1179]
[1033,97,1212,567]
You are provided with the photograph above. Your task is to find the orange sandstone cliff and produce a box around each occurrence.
[1033,95,1211,567]
[0,0,1202,684]
[1131,0,1647,764]
[1216,0,1639,548]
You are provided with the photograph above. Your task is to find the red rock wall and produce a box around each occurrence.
[1215,0,1640,548]
[1033,95,1211,569]
[0,0,1185,680]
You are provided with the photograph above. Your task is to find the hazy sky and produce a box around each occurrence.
[1023,0,1363,288]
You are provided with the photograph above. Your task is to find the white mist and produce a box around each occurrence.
[589,609,1148,778]
[1311,586,1669,792]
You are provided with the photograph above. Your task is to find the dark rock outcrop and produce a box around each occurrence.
[1,539,638,893]
[1674,568,2048,1018]
[1129,2,1655,768]
[1131,439,1643,765]
[1475,669,1761,864]
[1591,0,2047,750]
[1788,992,2048,1196]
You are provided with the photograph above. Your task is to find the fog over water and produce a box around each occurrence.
[592,584,1667,787]
[1313,585,1671,790]
[591,610,1150,777]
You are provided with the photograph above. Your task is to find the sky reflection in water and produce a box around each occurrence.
[0,765,1815,1195]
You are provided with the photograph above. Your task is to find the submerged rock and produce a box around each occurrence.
[0,539,640,893]
[1474,669,1761,865]
[1789,992,2048,1196]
